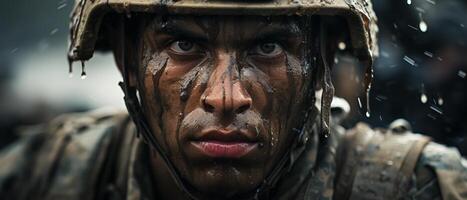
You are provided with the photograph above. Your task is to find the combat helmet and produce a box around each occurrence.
[68,0,378,115]
[68,0,378,65]
[67,0,379,199]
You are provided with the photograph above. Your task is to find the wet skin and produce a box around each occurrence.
[128,15,314,199]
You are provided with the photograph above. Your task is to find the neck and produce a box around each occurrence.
[150,151,190,200]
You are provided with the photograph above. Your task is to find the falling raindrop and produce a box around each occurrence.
[365,112,370,118]
[407,0,411,5]
[458,70,466,78]
[403,55,416,66]
[419,20,428,32]
[437,97,444,106]
[430,106,443,115]
[338,42,346,51]
[50,28,59,35]
[420,84,427,104]
[334,57,339,64]
[57,3,67,10]
[421,94,428,104]
[423,51,433,58]
[419,13,428,32]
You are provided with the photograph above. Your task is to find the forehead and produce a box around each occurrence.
[145,15,303,39]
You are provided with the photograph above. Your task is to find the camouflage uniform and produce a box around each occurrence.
[0,106,466,200]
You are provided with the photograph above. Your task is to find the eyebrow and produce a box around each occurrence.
[253,25,301,42]
[155,20,301,44]
[157,22,209,42]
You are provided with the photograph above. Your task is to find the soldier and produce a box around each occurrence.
[0,0,466,199]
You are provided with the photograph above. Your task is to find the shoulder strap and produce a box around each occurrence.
[334,122,431,200]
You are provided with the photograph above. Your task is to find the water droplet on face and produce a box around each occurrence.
[419,21,428,32]
[258,143,264,148]
[180,90,189,101]
[421,94,428,104]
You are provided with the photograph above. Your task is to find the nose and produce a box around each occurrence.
[202,55,252,115]
[203,82,252,114]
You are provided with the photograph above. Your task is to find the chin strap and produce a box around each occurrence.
[118,15,328,200]
[120,81,320,200]
[314,17,335,168]
[119,81,203,200]
[117,16,201,200]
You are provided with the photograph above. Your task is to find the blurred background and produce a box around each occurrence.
[0,0,466,154]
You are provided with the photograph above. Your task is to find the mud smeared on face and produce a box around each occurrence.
[134,15,318,198]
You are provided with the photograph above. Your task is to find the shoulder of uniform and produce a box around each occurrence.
[46,107,129,135]
[419,142,466,171]
[0,108,132,199]
[31,108,130,160]
[412,142,467,200]
[335,120,433,199]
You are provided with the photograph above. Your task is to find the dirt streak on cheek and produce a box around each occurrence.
[143,51,169,152]
[244,60,275,117]
[283,53,306,138]
[216,55,239,115]
[241,60,276,158]
[199,60,214,96]
[176,57,210,153]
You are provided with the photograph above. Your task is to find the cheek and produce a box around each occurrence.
[268,67,290,93]
[258,58,304,154]
[141,58,189,154]
[164,57,202,78]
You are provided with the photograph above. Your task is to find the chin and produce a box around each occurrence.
[188,164,263,198]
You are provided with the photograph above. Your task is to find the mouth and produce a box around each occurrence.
[190,129,258,158]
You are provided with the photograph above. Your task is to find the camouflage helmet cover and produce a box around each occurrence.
[68,0,378,66]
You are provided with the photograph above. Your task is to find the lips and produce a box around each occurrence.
[192,141,257,158]
[190,129,258,158]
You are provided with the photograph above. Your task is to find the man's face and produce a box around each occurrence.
[133,15,313,197]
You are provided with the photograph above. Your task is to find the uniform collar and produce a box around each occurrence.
[126,139,155,200]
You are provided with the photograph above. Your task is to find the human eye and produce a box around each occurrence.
[168,40,202,55]
[249,42,284,57]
